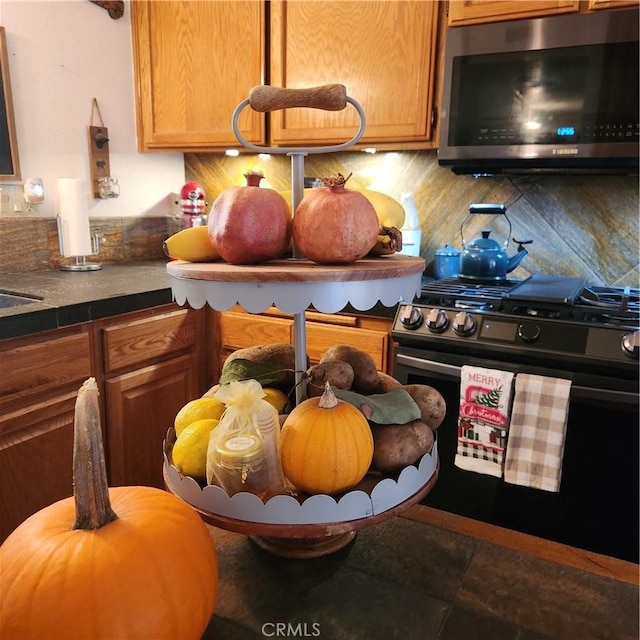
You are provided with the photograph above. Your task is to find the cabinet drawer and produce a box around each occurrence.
[306,324,388,369]
[0,326,92,402]
[102,309,198,374]
[221,312,293,350]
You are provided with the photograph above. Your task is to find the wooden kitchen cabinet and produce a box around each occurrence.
[215,306,393,380]
[0,306,207,540]
[130,1,266,152]
[131,0,441,151]
[269,1,441,147]
[447,0,637,25]
[588,0,639,8]
[447,0,578,25]
[0,326,94,541]
[99,305,206,488]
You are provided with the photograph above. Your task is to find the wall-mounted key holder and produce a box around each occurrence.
[88,98,119,199]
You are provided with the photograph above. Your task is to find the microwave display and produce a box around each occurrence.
[448,42,639,148]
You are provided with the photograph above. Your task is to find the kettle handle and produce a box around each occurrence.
[469,204,506,215]
[461,203,510,248]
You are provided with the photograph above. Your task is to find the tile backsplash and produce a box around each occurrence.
[186,149,639,287]
[0,215,179,274]
[2,149,637,288]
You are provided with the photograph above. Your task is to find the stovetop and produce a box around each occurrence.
[420,275,640,329]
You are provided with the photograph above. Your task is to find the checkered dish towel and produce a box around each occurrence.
[455,366,515,478]
[504,374,572,493]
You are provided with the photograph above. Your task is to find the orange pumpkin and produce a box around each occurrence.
[280,382,374,495]
[0,379,217,640]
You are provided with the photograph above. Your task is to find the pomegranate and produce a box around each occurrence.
[292,173,379,264]
[208,170,291,265]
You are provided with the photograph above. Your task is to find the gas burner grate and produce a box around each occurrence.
[575,285,640,325]
[420,277,520,304]
[419,277,640,328]
[579,285,639,312]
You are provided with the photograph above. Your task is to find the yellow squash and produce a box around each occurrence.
[280,188,405,229]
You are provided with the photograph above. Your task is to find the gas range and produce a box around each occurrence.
[392,275,639,386]
[393,275,639,561]
[393,276,640,563]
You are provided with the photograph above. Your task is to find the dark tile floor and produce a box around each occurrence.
[202,511,639,640]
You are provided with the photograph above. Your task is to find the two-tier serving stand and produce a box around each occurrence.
[163,86,438,558]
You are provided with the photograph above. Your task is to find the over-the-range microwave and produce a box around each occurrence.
[437,8,639,175]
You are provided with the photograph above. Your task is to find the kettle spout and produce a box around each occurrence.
[506,239,532,273]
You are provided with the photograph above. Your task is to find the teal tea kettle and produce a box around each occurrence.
[459,204,532,281]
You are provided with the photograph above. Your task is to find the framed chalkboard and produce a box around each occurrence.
[0,27,20,182]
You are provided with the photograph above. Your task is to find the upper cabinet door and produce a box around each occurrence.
[269,1,440,147]
[447,0,579,26]
[588,0,639,9]
[131,1,266,152]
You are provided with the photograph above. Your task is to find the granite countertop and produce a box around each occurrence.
[0,260,174,340]
[0,260,399,341]
[202,507,639,639]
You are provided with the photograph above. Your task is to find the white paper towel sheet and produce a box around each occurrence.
[57,178,92,256]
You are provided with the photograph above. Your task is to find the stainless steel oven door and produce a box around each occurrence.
[393,345,639,564]
[395,348,639,409]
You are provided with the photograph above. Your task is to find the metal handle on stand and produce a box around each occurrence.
[231,84,367,405]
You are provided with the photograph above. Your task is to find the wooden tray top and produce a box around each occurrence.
[166,255,425,284]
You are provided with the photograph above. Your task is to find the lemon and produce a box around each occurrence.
[172,418,220,480]
[263,387,288,412]
[174,398,226,437]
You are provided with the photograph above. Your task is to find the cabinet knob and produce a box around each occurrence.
[249,85,348,112]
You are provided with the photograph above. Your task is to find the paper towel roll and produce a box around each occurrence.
[57,178,92,257]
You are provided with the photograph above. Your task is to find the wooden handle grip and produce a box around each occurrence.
[248,85,348,112]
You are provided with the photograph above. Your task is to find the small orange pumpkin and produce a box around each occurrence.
[0,378,218,640]
[280,382,374,495]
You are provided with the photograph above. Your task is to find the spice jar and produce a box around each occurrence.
[210,434,271,498]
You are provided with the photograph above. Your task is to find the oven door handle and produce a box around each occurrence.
[396,354,463,379]
[395,353,638,406]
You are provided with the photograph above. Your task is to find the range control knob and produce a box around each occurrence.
[399,305,424,330]
[425,308,449,333]
[622,330,640,359]
[452,311,476,336]
[518,322,541,343]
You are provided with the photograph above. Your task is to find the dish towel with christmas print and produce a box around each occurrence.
[504,374,571,493]
[455,366,515,477]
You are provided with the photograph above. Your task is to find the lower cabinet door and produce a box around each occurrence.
[105,355,198,488]
[0,392,76,542]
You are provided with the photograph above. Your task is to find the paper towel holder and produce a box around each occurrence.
[56,215,102,271]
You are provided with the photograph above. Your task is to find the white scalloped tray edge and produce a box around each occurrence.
[168,272,423,314]
[163,432,437,526]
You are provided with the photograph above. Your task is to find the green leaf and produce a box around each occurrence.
[333,388,421,425]
[219,358,287,386]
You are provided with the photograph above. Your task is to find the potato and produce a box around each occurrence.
[223,343,308,392]
[201,384,220,399]
[373,371,403,394]
[371,419,434,473]
[305,360,354,398]
[402,384,446,430]
[320,344,379,394]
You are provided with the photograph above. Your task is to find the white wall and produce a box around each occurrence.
[0,0,185,217]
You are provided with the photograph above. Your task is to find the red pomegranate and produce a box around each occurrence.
[208,170,291,265]
[292,173,379,264]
